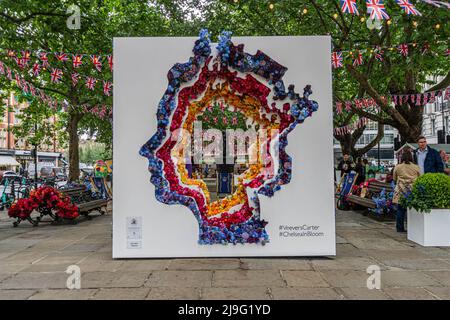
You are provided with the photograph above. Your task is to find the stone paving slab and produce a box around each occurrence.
[146,287,201,300]
[168,259,240,270]
[29,289,98,300]
[281,271,329,287]
[146,271,212,288]
[336,287,391,300]
[310,257,385,271]
[0,208,449,300]
[0,289,37,300]
[201,287,271,300]
[380,271,442,287]
[422,271,450,286]
[269,287,343,300]
[240,258,312,270]
[383,287,438,300]
[212,270,285,288]
[92,288,150,300]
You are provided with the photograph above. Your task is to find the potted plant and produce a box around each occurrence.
[401,173,450,246]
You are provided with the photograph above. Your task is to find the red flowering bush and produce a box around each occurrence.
[8,198,38,220]
[55,197,79,219]
[30,186,62,211]
[10,186,79,223]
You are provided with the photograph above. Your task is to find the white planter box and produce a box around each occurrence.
[407,208,450,246]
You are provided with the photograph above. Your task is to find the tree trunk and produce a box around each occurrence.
[67,112,83,182]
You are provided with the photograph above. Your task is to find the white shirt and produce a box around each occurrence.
[417,147,428,175]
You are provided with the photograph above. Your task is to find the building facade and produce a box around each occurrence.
[334,120,399,163]
[0,92,64,171]
[421,81,450,144]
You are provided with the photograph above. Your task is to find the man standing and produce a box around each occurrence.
[413,136,444,174]
[337,153,355,176]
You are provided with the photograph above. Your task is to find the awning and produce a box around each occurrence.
[0,156,20,166]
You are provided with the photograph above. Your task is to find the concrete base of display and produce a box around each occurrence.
[408,208,450,247]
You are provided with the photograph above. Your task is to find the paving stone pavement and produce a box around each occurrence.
[0,207,449,300]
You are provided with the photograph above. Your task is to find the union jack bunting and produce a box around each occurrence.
[439,2,450,9]
[331,52,344,68]
[6,67,12,80]
[14,57,26,69]
[32,63,41,76]
[29,85,36,97]
[396,0,422,15]
[423,93,428,104]
[22,81,29,94]
[39,52,49,67]
[366,0,390,20]
[85,77,97,90]
[445,48,450,56]
[21,50,31,65]
[445,88,450,100]
[71,72,79,87]
[340,0,359,14]
[393,95,398,105]
[90,55,102,72]
[55,52,69,62]
[103,80,112,96]
[345,101,353,111]
[420,0,450,8]
[72,54,83,68]
[420,0,441,7]
[375,46,384,61]
[336,102,343,114]
[355,99,363,108]
[416,94,422,106]
[398,44,409,57]
[15,74,22,88]
[353,51,363,66]
[50,68,63,83]
[107,55,113,71]
[0,61,4,74]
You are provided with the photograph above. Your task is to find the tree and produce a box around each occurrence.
[0,0,197,180]
[11,97,65,151]
[197,0,449,148]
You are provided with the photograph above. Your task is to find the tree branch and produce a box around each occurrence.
[0,11,68,24]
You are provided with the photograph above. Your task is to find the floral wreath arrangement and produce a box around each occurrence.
[8,186,79,226]
[140,30,319,245]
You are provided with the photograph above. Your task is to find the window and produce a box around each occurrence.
[431,119,436,136]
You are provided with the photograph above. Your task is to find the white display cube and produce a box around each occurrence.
[407,208,450,247]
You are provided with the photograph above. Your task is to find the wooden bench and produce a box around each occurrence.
[59,186,108,218]
[346,180,394,210]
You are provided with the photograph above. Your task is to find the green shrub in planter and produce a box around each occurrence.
[401,173,450,213]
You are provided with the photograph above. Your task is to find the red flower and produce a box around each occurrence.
[8,198,38,219]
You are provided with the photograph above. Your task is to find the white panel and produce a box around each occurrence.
[113,36,335,257]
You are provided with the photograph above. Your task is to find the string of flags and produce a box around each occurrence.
[332,40,449,68]
[1,56,113,96]
[334,117,368,136]
[335,86,450,115]
[1,49,113,72]
[340,0,449,19]
[0,60,111,120]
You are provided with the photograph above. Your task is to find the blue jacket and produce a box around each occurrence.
[413,146,444,174]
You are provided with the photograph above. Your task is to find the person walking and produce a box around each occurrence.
[413,136,444,174]
[393,149,421,233]
[439,150,450,175]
